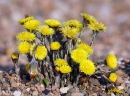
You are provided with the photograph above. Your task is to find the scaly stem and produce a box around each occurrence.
[90,31,97,47]
[74,27,86,48]
[88,31,97,59]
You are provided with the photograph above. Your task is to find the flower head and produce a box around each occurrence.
[64,20,83,31]
[88,21,107,32]
[44,19,61,27]
[54,58,68,67]
[108,87,123,94]
[30,43,36,55]
[50,41,61,50]
[55,66,60,72]
[34,45,48,60]
[77,43,93,55]
[106,54,117,69]
[16,31,36,41]
[109,73,118,82]
[11,53,19,63]
[62,27,79,38]
[25,63,31,71]
[37,25,54,36]
[24,19,40,31]
[60,65,72,74]
[19,16,34,25]
[18,41,31,54]
[72,38,82,45]
[81,13,97,24]
[71,48,88,63]
[29,64,38,78]
[11,53,19,60]
[80,60,96,75]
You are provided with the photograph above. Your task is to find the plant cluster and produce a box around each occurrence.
[11,13,124,94]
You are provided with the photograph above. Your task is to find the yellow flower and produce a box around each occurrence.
[30,43,36,55]
[34,45,48,60]
[18,16,34,25]
[16,31,36,41]
[80,60,96,75]
[106,54,117,69]
[81,13,97,24]
[62,27,79,38]
[44,19,61,27]
[25,63,31,71]
[108,87,123,94]
[76,43,93,55]
[60,65,72,74]
[72,38,82,44]
[109,73,118,82]
[50,41,61,50]
[11,53,19,60]
[88,21,107,32]
[37,25,54,36]
[18,41,31,54]
[71,48,88,63]
[54,58,68,67]
[55,66,60,72]
[24,19,40,31]
[64,20,83,31]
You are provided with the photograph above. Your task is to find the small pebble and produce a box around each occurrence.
[42,89,50,95]
[71,92,83,96]
[26,88,30,92]
[32,90,38,96]
[13,91,21,96]
[60,87,69,93]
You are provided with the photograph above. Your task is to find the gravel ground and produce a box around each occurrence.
[0,58,129,96]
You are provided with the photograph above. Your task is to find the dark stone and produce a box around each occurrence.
[42,89,50,95]
[10,88,17,92]
[67,88,76,93]
[61,93,67,96]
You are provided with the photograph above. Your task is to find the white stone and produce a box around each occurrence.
[26,88,30,92]
[13,91,21,96]
[60,87,69,93]
[0,71,3,73]
[118,86,124,90]
[111,93,116,96]
[32,91,38,96]
[125,80,130,83]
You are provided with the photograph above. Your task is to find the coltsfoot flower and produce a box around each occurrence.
[11,53,19,60]
[11,53,19,63]
[30,43,36,55]
[71,48,88,63]
[24,19,40,31]
[54,58,68,67]
[50,41,61,50]
[34,45,47,60]
[80,60,96,75]
[16,31,36,41]
[88,22,107,32]
[62,27,79,38]
[109,73,118,82]
[25,63,31,71]
[19,16,34,25]
[64,20,83,31]
[72,38,82,44]
[81,13,97,24]
[60,65,72,74]
[76,43,93,55]
[18,41,31,54]
[108,87,123,94]
[106,54,117,69]
[37,25,54,36]
[44,19,61,27]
